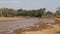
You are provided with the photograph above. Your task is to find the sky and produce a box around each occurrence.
[0,0,60,12]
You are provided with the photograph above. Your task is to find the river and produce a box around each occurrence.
[0,18,55,33]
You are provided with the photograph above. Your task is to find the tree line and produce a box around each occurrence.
[0,7,60,17]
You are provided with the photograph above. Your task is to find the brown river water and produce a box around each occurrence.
[0,18,55,33]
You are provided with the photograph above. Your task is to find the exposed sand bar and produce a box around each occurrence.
[0,17,25,21]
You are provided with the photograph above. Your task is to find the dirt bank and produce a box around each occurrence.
[22,24,60,34]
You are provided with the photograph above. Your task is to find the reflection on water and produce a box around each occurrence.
[0,18,55,33]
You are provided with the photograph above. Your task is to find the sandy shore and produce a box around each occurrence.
[22,24,60,34]
[0,17,25,21]
[54,18,60,21]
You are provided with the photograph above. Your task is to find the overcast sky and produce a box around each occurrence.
[0,0,60,12]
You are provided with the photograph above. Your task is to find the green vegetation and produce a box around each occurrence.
[0,7,60,17]
[0,8,46,17]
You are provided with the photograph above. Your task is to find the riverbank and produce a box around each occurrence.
[0,17,60,34]
[22,19,60,34]
[54,18,60,21]
[10,18,60,34]
[12,23,60,34]
[0,17,25,21]
[22,24,60,34]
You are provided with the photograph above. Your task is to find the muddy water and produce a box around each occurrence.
[0,18,55,33]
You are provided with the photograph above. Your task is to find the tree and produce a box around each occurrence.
[2,8,9,17]
[34,8,46,17]
[0,8,46,17]
[17,9,23,16]
[44,11,53,17]
[55,7,60,17]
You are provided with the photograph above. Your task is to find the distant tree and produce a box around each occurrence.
[55,7,60,17]
[17,9,23,16]
[8,9,15,17]
[0,8,46,17]
[2,8,9,17]
[35,8,46,17]
[45,11,53,17]
[45,11,53,15]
